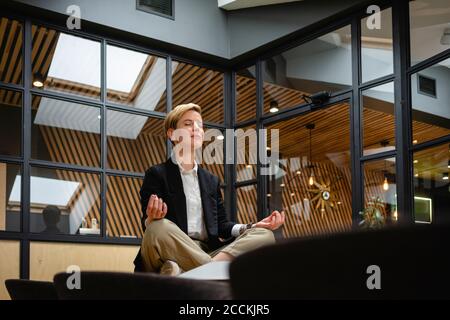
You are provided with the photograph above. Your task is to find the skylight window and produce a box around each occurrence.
[9,176,80,207]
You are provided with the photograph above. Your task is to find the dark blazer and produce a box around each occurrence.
[133,158,236,272]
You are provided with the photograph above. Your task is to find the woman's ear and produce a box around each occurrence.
[167,128,175,142]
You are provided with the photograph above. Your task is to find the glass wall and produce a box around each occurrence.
[413,143,450,225]
[262,25,352,114]
[411,59,450,144]
[361,8,393,83]
[0,17,23,85]
[31,25,101,99]
[410,0,450,65]
[265,103,352,238]
[363,157,398,226]
[0,12,229,277]
[361,82,396,156]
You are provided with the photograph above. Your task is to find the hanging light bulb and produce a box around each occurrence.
[383,176,389,191]
[309,172,315,186]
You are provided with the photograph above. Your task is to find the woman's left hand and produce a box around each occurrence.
[254,210,285,230]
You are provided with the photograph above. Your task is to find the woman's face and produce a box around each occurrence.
[171,110,204,150]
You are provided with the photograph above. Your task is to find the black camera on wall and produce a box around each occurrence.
[302,91,331,106]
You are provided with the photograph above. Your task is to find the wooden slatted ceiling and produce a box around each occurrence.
[0,17,22,85]
[172,62,224,124]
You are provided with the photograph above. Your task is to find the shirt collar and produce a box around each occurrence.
[177,160,198,175]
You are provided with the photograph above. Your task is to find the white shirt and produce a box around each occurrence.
[177,161,209,241]
[177,161,244,240]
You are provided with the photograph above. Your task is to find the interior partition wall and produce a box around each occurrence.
[1,0,449,282]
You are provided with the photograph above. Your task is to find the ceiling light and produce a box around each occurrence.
[290,192,295,197]
[383,176,389,191]
[443,173,449,180]
[269,100,279,113]
[266,146,271,151]
[413,139,418,144]
[246,164,252,168]
[267,193,271,197]
[414,173,419,177]
[296,170,301,175]
[413,160,419,164]
[33,73,44,88]
[448,160,450,169]
[280,183,285,187]
[217,135,224,140]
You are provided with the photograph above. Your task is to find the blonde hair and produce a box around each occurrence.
[164,103,202,140]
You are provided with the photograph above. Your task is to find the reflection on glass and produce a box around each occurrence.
[411,59,450,144]
[363,158,397,227]
[200,127,225,182]
[0,17,23,85]
[236,125,257,182]
[410,0,450,65]
[172,61,224,124]
[263,25,351,114]
[237,185,257,225]
[31,25,100,99]
[29,166,101,235]
[361,7,393,83]
[413,143,450,224]
[0,89,22,157]
[0,163,21,232]
[362,82,396,156]
[236,66,256,123]
[107,45,167,111]
[266,103,352,238]
[31,95,101,167]
[107,175,143,238]
[107,110,165,173]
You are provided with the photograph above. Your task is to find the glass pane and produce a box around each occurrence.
[236,185,257,225]
[362,82,396,156]
[410,0,450,65]
[266,103,352,238]
[200,127,225,183]
[263,25,351,114]
[172,61,224,124]
[0,162,21,232]
[413,143,450,224]
[107,175,143,238]
[107,45,166,112]
[411,59,450,144]
[0,240,20,300]
[31,25,100,99]
[0,89,22,157]
[31,95,101,167]
[236,66,256,123]
[29,166,101,236]
[107,110,165,173]
[236,125,257,182]
[363,157,397,228]
[361,7,393,83]
[0,17,23,85]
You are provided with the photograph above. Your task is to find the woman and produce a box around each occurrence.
[134,103,285,275]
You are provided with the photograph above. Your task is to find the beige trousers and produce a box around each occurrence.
[140,218,275,273]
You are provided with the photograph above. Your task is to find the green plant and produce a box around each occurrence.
[359,197,386,229]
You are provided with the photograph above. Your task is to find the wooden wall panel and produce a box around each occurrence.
[30,242,139,281]
[0,240,20,300]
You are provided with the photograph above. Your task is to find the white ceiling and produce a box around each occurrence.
[218,0,303,11]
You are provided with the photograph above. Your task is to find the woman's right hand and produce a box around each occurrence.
[146,194,168,225]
